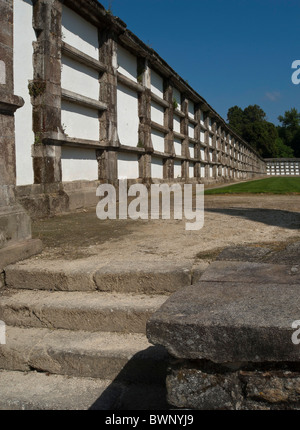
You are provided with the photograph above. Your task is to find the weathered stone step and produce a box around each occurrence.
[0,370,170,410]
[0,290,168,334]
[4,258,199,294]
[0,327,170,384]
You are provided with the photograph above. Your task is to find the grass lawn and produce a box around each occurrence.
[204,177,300,195]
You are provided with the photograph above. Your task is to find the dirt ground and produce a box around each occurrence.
[32,194,300,266]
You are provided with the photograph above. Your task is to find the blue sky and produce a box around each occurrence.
[100,0,299,126]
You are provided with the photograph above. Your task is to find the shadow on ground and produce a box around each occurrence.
[89,346,173,410]
[206,207,300,230]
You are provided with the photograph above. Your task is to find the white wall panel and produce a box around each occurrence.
[62,5,99,59]
[173,115,181,133]
[14,0,35,186]
[151,69,164,98]
[151,101,164,125]
[173,88,181,111]
[61,101,99,141]
[117,83,139,147]
[200,130,205,143]
[200,148,205,161]
[118,153,139,179]
[117,44,137,82]
[151,130,165,153]
[61,55,99,99]
[151,157,164,179]
[61,147,98,182]
[174,138,182,156]
[188,124,195,139]
[188,101,195,119]
[189,143,195,159]
[189,162,195,178]
[174,160,182,178]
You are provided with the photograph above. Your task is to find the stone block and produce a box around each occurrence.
[147,280,300,363]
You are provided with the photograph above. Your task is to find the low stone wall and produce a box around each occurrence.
[147,250,300,410]
[15,174,256,219]
[167,360,300,410]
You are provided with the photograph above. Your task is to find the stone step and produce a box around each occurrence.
[0,327,170,384]
[0,370,170,410]
[0,290,168,334]
[4,258,197,294]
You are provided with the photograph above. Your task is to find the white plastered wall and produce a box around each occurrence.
[117,44,137,82]
[62,5,99,59]
[151,69,164,98]
[151,101,164,125]
[200,111,204,125]
[61,101,99,141]
[118,153,139,179]
[174,138,182,156]
[151,156,164,179]
[189,143,195,159]
[61,3,100,180]
[117,83,139,147]
[173,115,181,134]
[151,130,165,153]
[188,124,195,139]
[174,160,182,178]
[189,162,195,178]
[61,56,100,99]
[173,88,181,111]
[200,148,205,161]
[61,147,98,182]
[14,0,35,185]
[188,101,195,119]
[200,130,205,143]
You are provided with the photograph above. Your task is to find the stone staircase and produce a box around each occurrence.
[0,258,204,410]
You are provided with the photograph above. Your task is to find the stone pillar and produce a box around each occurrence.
[163,78,174,180]
[98,29,119,184]
[31,0,63,185]
[138,59,152,181]
[0,0,42,271]
[194,105,201,181]
[181,96,189,179]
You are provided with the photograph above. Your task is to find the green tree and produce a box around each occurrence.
[243,105,266,124]
[227,106,244,136]
[278,108,300,129]
[278,108,300,157]
[273,137,294,158]
[227,105,278,157]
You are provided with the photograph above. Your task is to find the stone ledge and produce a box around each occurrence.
[0,239,43,272]
[0,92,24,114]
[147,279,300,363]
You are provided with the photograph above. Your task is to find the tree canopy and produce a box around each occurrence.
[278,108,300,157]
[227,105,298,158]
